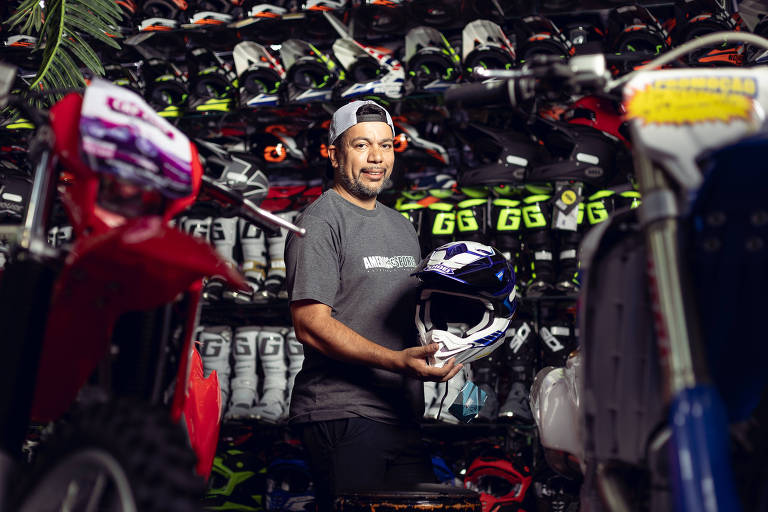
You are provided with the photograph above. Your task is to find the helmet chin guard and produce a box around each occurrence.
[412,241,518,367]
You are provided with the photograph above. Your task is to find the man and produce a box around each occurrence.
[284,100,462,510]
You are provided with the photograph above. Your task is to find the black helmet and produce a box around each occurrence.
[457,124,546,187]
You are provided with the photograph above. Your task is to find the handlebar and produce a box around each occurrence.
[199,175,306,237]
[444,33,768,109]
[444,54,610,108]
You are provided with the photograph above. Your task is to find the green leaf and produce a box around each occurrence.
[82,0,122,19]
[63,33,104,74]
[57,50,87,87]
[65,3,114,31]
[65,5,112,34]
[66,16,119,47]
[17,0,124,104]
[8,0,43,34]
[30,0,66,90]
[43,58,67,90]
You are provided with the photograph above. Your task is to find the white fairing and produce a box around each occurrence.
[625,68,768,191]
[530,351,583,468]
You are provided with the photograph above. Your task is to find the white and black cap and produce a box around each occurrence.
[328,100,395,146]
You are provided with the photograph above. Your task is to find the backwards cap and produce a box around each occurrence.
[328,100,395,146]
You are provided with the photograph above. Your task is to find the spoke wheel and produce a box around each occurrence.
[15,398,206,512]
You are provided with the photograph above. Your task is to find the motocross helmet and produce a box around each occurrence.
[527,119,622,187]
[351,0,409,36]
[462,19,516,78]
[265,457,315,511]
[457,124,546,187]
[463,454,533,512]
[235,2,291,44]
[141,58,189,118]
[103,63,144,95]
[303,0,348,11]
[250,129,308,171]
[410,0,462,29]
[195,138,269,202]
[560,16,606,48]
[748,16,768,64]
[461,0,533,23]
[412,241,518,367]
[562,95,629,145]
[140,0,188,22]
[2,35,42,72]
[514,15,574,64]
[393,119,450,167]
[671,0,744,67]
[606,4,671,74]
[302,125,332,168]
[404,26,461,93]
[331,38,405,100]
[241,0,288,18]
[0,170,32,223]
[203,446,266,510]
[234,41,285,108]
[280,39,341,104]
[297,2,348,42]
[186,47,236,114]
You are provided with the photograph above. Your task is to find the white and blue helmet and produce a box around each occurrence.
[412,241,518,367]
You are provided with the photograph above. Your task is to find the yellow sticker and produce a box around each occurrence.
[561,190,577,205]
[626,77,756,126]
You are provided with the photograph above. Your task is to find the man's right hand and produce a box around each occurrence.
[395,343,463,382]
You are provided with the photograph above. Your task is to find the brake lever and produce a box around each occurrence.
[199,175,306,237]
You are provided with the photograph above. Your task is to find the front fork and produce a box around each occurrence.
[0,130,60,510]
[625,151,741,512]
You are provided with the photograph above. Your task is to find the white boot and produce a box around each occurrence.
[226,326,260,420]
[208,216,239,302]
[265,211,297,299]
[284,327,304,419]
[239,218,269,303]
[198,325,232,414]
[183,215,212,242]
[252,329,287,423]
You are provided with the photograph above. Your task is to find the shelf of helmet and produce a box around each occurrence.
[5,0,718,127]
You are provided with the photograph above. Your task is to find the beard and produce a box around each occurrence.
[335,159,392,200]
[338,171,388,199]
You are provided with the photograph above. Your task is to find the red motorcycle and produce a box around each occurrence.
[0,68,304,511]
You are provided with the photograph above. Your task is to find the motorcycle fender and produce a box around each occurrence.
[183,346,222,479]
[31,218,246,421]
[530,363,583,463]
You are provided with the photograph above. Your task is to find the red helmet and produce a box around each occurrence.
[464,455,533,512]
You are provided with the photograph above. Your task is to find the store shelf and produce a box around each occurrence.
[201,298,291,326]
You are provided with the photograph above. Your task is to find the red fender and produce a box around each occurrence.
[30,216,247,420]
[184,345,222,479]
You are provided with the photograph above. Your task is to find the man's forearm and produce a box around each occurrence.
[292,307,403,372]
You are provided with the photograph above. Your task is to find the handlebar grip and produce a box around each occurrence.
[443,80,511,107]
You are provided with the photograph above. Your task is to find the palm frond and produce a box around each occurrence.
[9,0,123,105]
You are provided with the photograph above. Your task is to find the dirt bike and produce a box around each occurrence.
[0,67,305,511]
[445,31,768,512]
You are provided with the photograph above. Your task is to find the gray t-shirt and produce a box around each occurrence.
[284,189,423,424]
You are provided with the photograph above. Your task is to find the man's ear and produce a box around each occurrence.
[328,144,339,169]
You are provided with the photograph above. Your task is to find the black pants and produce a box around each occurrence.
[298,417,437,512]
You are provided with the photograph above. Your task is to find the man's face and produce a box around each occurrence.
[329,121,394,200]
